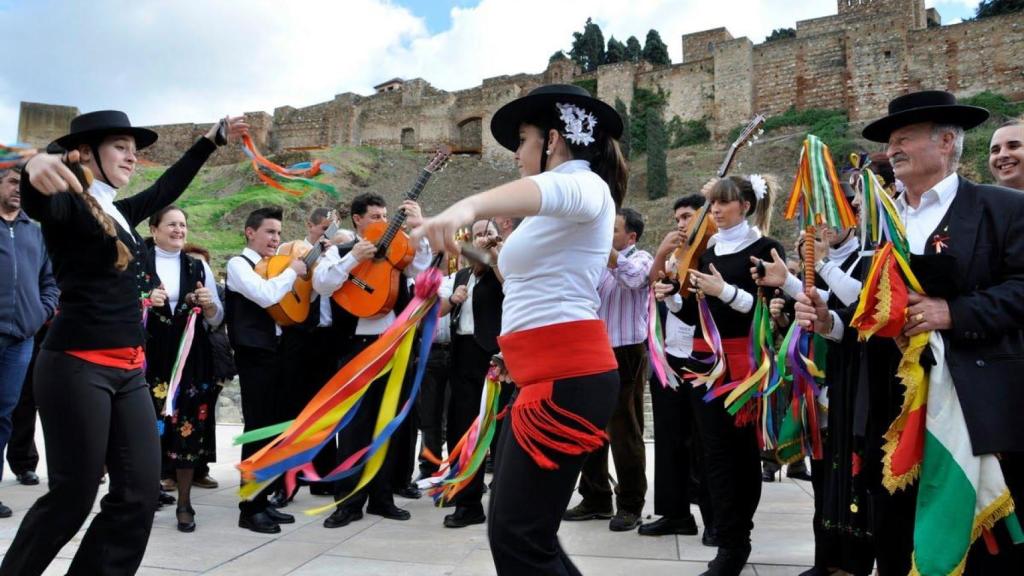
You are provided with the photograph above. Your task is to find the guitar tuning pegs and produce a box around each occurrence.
[746,141,753,147]
[758,128,764,135]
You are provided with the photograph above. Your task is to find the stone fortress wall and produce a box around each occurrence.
[18,0,1024,165]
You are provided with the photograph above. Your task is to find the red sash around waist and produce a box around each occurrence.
[497,319,618,470]
[66,346,146,371]
[692,336,751,381]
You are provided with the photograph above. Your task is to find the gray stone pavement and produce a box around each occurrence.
[0,423,814,575]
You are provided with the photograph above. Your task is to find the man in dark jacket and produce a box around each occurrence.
[0,166,59,516]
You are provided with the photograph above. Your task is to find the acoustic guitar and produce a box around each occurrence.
[256,213,339,326]
[673,114,766,296]
[333,147,451,317]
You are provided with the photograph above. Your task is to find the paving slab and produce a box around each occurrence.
[0,422,816,574]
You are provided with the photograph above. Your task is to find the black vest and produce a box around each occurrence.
[224,255,278,352]
[451,266,503,353]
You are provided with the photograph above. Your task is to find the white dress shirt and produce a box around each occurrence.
[663,293,695,358]
[297,238,334,328]
[897,172,959,255]
[225,247,298,335]
[89,180,133,240]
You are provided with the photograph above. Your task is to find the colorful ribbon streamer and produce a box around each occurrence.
[162,307,202,417]
[417,366,502,505]
[240,135,339,199]
[784,135,857,230]
[647,287,681,390]
[0,143,37,169]
[682,294,725,387]
[235,268,442,513]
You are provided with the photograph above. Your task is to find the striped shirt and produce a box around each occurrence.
[597,245,653,347]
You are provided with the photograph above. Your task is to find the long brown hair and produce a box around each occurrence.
[68,163,133,271]
[706,175,775,234]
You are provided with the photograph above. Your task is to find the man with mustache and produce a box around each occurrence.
[989,119,1024,191]
[797,91,1024,573]
[0,166,59,518]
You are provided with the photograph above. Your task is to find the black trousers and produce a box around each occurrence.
[235,345,285,516]
[447,334,493,512]
[7,334,41,475]
[577,343,648,515]
[280,327,339,488]
[417,343,450,477]
[0,351,160,576]
[488,370,619,576]
[333,335,411,512]
[690,377,762,550]
[651,354,713,524]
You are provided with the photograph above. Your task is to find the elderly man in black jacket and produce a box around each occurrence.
[798,91,1024,574]
[0,166,59,516]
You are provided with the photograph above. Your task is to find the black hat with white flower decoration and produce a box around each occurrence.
[489,84,624,160]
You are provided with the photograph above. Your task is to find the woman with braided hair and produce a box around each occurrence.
[1,110,247,576]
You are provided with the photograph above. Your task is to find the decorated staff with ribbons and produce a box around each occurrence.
[753,152,870,576]
[799,90,1024,575]
[144,205,224,533]
[672,175,783,576]
[0,110,246,576]
[413,84,627,576]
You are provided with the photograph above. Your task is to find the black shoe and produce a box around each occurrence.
[563,502,613,521]
[609,510,641,532]
[158,490,177,507]
[700,546,751,576]
[443,507,486,528]
[0,502,11,519]
[798,568,833,576]
[323,507,363,529]
[394,482,422,499]
[638,515,699,536]
[787,469,813,482]
[15,471,39,486]
[702,529,721,548]
[309,483,334,496]
[176,505,196,533]
[239,511,281,534]
[264,506,295,524]
[366,502,411,521]
[268,488,290,509]
[761,469,777,482]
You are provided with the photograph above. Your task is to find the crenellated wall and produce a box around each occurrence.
[18,1,1024,164]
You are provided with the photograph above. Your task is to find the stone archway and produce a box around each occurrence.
[401,127,416,150]
[456,117,482,153]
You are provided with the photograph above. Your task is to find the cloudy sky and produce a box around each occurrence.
[0,0,980,142]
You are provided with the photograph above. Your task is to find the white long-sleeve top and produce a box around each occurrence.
[313,237,433,335]
[497,159,615,335]
[225,247,297,335]
[154,246,223,327]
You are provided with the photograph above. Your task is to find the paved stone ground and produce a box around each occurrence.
[0,423,814,575]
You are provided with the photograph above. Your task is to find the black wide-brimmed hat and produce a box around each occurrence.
[862,90,989,143]
[51,110,159,151]
[490,84,623,152]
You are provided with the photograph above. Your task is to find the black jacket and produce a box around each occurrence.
[21,138,216,351]
[0,211,58,342]
[921,178,1024,455]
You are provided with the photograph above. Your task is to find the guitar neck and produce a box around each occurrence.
[378,168,432,252]
[303,222,339,267]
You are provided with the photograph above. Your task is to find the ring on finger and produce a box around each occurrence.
[914,313,924,322]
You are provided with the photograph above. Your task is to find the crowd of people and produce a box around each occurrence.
[0,86,1020,576]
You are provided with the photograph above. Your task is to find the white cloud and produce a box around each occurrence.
[0,0,974,142]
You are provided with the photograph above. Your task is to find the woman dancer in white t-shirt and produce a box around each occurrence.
[414,84,627,576]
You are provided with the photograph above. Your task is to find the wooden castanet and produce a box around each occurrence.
[331,220,416,318]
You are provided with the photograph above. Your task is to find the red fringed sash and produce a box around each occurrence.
[498,319,618,470]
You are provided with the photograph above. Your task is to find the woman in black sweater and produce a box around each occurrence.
[1,111,246,576]
[678,175,784,576]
